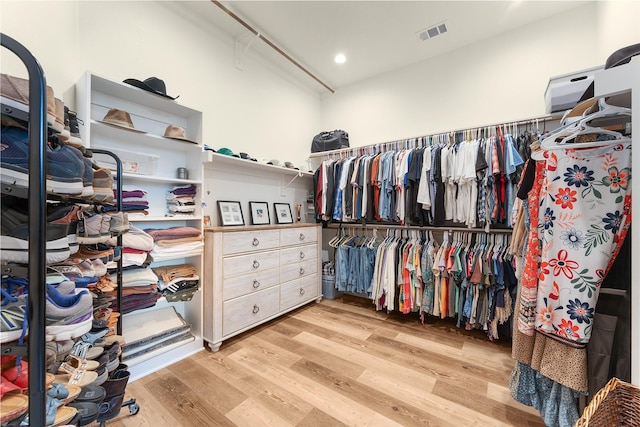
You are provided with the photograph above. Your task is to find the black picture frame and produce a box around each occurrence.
[249,201,270,225]
[273,203,293,224]
[217,200,244,226]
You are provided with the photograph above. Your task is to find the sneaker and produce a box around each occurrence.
[1,126,84,195]
[76,214,106,245]
[53,98,66,134]
[67,109,83,146]
[0,287,27,344]
[49,137,94,199]
[108,212,129,236]
[0,73,58,131]
[47,204,81,255]
[45,284,93,342]
[0,200,70,264]
[100,215,111,239]
[91,168,114,204]
[69,245,114,263]
[90,259,107,277]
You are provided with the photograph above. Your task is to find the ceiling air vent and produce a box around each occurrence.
[416,21,448,42]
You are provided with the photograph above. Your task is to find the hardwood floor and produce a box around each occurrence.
[109,296,544,427]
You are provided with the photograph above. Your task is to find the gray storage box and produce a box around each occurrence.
[544,65,603,113]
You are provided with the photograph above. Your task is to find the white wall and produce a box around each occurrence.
[0,1,321,170]
[320,2,640,148]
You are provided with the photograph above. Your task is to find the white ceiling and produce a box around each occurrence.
[178,1,588,93]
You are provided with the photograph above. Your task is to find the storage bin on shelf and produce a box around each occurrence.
[92,146,159,175]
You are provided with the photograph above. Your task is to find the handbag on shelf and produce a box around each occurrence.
[311,130,349,153]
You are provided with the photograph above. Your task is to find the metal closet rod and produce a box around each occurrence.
[210,0,335,94]
[326,222,513,234]
[309,111,564,158]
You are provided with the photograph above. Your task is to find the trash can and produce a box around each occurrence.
[322,261,342,300]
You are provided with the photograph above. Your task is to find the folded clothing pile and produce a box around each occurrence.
[106,226,154,269]
[153,264,199,302]
[144,226,203,262]
[105,186,149,216]
[121,306,194,363]
[166,184,197,216]
[110,266,161,315]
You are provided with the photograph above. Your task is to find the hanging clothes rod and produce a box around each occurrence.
[309,111,564,159]
[325,222,513,234]
[210,0,335,94]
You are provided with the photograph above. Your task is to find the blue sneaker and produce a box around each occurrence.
[50,134,94,198]
[45,284,93,342]
[0,285,28,344]
[1,126,84,195]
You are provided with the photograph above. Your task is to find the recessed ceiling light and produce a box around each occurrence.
[334,53,346,64]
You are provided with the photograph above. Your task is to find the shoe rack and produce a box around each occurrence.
[1,32,54,427]
[76,72,205,381]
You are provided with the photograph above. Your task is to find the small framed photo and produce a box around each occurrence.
[249,201,270,225]
[217,200,244,226]
[274,203,293,224]
[203,215,212,227]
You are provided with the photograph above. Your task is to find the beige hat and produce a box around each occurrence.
[163,125,198,144]
[100,108,146,133]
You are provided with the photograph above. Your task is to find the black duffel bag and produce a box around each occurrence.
[311,130,349,153]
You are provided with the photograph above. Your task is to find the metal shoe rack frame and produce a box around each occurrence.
[1,33,130,426]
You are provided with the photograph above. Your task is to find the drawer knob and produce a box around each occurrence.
[252,304,260,314]
[252,238,259,246]
[299,251,305,259]
[299,288,305,295]
[299,267,305,275]
[253,260,260,269]
[252,280,260,289]
[299,233,305,240]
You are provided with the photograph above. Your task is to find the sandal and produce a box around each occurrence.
[59,354,99,372]
[20,395,78,426]
[47,383,81,405]
[0,392,29,425]
[55,358,98,388]
[2,361,56,389]
[71,340,104,361]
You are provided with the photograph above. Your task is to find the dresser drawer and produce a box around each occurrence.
[280,258,318,283]
[222,286,280,336]
[223,250,279,278]
[223,268,279,301]
[280,274,319,312]
[280,227,318,247]
[280,244,317,265]
[223,229,280,255]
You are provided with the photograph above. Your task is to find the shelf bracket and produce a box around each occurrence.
[235,32,260,71]
[285,171,304,188]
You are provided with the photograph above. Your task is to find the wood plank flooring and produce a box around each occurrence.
[109,296,544,427]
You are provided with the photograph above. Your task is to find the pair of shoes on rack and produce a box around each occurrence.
[0,198,71,265]
[46,284,94,342]
[0,126,85,196]
[0,73,58,132]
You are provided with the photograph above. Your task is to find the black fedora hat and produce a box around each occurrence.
[123,77,178,100]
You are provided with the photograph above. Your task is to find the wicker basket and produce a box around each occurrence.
[574,377,640,427]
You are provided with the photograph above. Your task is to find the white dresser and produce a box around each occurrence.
[203,223,321,351]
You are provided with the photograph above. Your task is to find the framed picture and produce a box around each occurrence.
[249,201,270,225]
[274,203,293,224]
[217,201,244,226]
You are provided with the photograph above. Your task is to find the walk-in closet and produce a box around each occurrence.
[1,1,639,426]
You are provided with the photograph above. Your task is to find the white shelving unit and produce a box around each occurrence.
[593,57,639,385]
[76,72,205,381]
